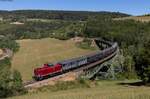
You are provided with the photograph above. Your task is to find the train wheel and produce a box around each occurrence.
[36,75,43,81]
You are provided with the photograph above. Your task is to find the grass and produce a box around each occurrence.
[37,79,91,92]
[114,16,150,22]
[9,80,150,99]
[11,38,94,81]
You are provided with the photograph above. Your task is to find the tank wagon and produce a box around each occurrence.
[34,40,118,80]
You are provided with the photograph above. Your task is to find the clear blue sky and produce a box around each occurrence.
[0,0,150,15]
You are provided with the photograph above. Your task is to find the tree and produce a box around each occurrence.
[141,66,150,83]
[135,41,150,83]
[0,58,26,98]
[123,55,136,79]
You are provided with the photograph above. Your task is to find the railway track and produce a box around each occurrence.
[24,39,118,89]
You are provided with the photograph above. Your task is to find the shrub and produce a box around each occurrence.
[0,58,26,98]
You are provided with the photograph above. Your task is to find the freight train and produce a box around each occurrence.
[33,40,118,81]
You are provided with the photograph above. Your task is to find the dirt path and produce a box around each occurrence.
[0,49,13,60]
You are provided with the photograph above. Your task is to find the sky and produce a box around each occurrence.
[0,0,150,15]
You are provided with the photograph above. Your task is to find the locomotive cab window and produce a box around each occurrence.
[47,63,54,67]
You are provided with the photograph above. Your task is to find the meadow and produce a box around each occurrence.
[9,80,150,99]
[114,16,150,22]
[11,38,94,81]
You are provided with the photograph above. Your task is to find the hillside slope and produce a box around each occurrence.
[9,80,150,99]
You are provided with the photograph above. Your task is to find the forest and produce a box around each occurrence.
[0,10,129,21]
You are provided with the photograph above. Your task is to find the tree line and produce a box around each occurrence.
[0,10,129,21]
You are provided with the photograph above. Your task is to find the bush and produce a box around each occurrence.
[141,66,150,83]
[0,37,19,53]
[76,39,95,50]
[0,58,26,98]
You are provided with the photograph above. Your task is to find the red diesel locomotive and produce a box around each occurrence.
[34,63,62,80]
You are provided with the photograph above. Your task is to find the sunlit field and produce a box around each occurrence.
[114,16,150,22]
[12,38,94,81]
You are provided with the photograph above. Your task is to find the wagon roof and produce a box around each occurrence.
[59,56,86,64]
[58,51,101,64]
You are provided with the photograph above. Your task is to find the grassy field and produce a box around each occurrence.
[114,16,150,22]
[9,80,150,99]
[12,38,95,81]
